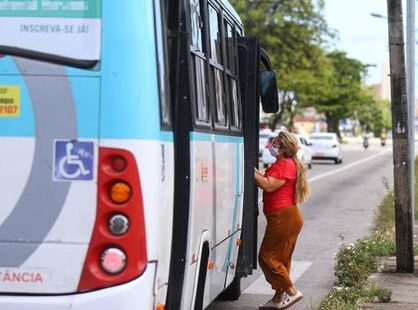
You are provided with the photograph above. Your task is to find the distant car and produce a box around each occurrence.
[261,133,313,169]
[309,132,343,164]
[259,130,275,156]
[295,134,312,169]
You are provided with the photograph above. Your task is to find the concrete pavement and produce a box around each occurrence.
[362,219,418,309]
[362,257,418,309]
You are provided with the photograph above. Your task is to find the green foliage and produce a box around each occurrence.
[230,0,335,129]
[335,236,395,287]
[355,87,391,134]
[311,51,370,133]
[319,287,362,310]
[230,0,388,133]
[317,182,396,310]
[364,282,392,303]
[319,283,392,310]
[374,189,395,234]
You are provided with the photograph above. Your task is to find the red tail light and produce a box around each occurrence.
[77,147,147,292]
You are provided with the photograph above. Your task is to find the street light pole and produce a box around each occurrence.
[387,0,415,273]
[406,0,415,220]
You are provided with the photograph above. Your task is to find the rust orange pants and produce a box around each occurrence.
[258,205,303,291]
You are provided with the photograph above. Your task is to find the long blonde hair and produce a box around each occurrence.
[276,131,311,204]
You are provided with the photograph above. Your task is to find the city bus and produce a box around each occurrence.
[0,0,278,309]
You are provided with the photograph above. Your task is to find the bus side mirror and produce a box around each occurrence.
[259,69,279,113]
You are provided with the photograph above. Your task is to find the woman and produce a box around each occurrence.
[254,131,311,310]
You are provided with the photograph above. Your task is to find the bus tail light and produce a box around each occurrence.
[101,248,127,274]
[78,147,147,292]
[110,181,132,203]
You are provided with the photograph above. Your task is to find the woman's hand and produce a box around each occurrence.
[254,167,264,176]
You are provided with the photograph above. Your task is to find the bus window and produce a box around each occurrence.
[224,21,235,74]
[208,4,226,127]
[155,0,171,128]
[190,0,203,52]
[190,0,209,124]
[213,68,226,125]
[194,57,209,122]
[230,78,240,128]
[224,21,241,129]
[208,4,222,64]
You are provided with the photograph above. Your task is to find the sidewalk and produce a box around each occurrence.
[362,257,418,309]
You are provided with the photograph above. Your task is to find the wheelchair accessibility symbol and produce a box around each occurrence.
[54,140,94,181]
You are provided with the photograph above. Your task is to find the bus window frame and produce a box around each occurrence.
[222,16,242,134]
[207,1,229,133]
[189,0,213,130]
[189,0,244,136]
[154,0,173,130]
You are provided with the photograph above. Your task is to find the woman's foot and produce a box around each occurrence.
[259,290,283,309]
[278,291,304,310]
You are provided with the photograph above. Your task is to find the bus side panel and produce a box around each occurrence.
[223,142,245,289]
[181,133,214,310]
[182,133,244,308]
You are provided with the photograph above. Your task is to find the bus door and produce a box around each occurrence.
[235,37,279,281]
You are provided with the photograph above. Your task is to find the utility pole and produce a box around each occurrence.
[386,0,415,272]
[406,0,415,216]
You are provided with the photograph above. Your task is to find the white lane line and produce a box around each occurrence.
[258,149,391,203]
[309,149,392,183]
[243,261,313,295]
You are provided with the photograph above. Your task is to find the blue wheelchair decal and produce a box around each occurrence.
[54,141,94,181]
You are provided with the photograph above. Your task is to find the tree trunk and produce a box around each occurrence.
[325,112,340,136]
[269,110,282,130]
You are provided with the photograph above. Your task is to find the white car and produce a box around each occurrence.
[261,133,313,169]
[309,132,343,164]
[295,134,313,169]
[259,130,275,156]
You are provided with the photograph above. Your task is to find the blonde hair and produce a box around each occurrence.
[276,131,311,204]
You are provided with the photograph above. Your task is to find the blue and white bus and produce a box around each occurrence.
[0,0,278,309]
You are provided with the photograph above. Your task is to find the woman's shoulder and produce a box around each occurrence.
[269,158,296,174]
[276,158,296,168]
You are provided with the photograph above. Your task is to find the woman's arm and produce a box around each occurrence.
[254,168,285,193]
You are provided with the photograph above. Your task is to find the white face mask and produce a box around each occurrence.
[269,144,281,157]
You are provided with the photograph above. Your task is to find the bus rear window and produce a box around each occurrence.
[0,0,101,69]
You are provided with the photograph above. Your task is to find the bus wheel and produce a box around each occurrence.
[194,243,209,310]
[218,276,241,301]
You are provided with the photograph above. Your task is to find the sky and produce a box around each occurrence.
[324,0,391,85]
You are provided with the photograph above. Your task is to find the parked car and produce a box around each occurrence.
[309,132,343,164]
[259,130,275,156]
[261,133,313,169]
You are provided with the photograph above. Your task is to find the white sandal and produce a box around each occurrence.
[278,291,304,309]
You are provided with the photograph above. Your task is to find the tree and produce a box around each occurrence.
[355,87,391,135]
[230,0,335,129]
[310,50,369,135]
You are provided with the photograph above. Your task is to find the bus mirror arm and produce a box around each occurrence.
[259,48,279,113]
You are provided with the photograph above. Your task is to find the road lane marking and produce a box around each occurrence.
[243,261,313,295]
[308,149,392,183]
[258,149,392,203]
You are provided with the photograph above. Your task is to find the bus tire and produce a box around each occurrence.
[218,276,241,301]
[194,243,209,310]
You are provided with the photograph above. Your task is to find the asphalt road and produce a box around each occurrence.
[208,140,394,310]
